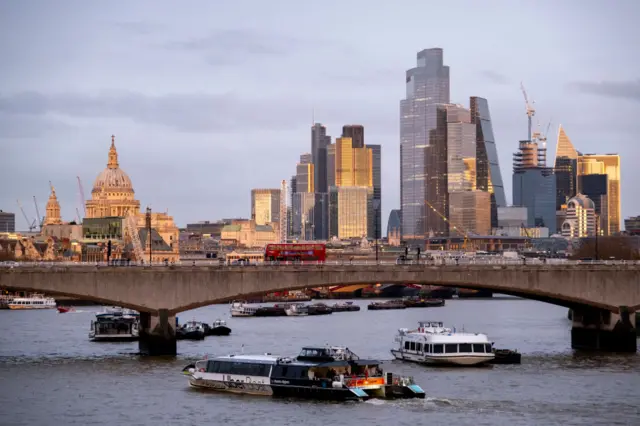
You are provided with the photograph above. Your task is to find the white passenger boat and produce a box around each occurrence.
[230,300,258,317]
[6,294,56,310]
[89,307,140,341]
[285,303,309,316]
[391,321,495,366]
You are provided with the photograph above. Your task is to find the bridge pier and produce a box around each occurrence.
[139,309,176,356]
[571,307,637,352]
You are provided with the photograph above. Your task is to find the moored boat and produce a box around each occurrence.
[230,300,258,317]
[402,297,445,308]
[307,303,332,316]
[331,301,360,312]
[89,307,140,341]
[177,321,206,340]
[184,345,425,401]
[285,303,309,316]
[367,300,406,310]
[206,319,232,336]
[391,321,495,366]
[255,305,288,317]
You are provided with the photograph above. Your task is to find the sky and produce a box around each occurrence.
[1,0,639,233]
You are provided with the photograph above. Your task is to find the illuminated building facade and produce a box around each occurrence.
[577,154,620,235]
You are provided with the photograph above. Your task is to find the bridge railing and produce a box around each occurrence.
[2,259,640,269]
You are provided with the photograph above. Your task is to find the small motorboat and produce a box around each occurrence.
[331,301,360,312]
[57,306,75,313]
[307,303,333,316]
[490,349,522,365]
[177,321,206,340]
[285,303,309,316]
[207,319,232,336]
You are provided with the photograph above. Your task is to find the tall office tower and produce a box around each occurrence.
[0,210,16,233]
[328,136,374,239]
[513,140,556,233]
[400,48,450,239]
[425,105,449,236]
[329,186,372,239]
[311,123,331,193]
[289,175,296,237]
[470,96,507,228]
[446,104,491,236]
[251,188,281,225]
[367,144,382,239]
[342,125,365,148]
[577,154,620,235]
[554,125,579,210]
[326,144,336,188]
[335,137,373,187]
[295,162,314,193]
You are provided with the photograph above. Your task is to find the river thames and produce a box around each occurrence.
[0,297,638,426]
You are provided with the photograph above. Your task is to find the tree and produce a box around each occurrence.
[570,236,640,260]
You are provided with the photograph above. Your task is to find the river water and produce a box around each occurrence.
[0,297,638,426]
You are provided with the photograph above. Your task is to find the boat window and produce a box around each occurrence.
[404,341,410,350]
[416,343,422,352]
[459,343,472,353]
[433,344,444,353]
[445,344,458,353]
[472,344,485,353]
[409,342,416,351]
[485,343,492,353]
[426,344,431,353]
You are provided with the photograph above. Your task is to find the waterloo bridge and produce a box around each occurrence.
[1,262,639,355]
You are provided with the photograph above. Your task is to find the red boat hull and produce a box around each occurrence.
[57,306,72,313]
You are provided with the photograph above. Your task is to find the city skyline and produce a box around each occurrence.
[1,1,639,233]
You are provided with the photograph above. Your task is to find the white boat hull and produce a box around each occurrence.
[231,310,255,317]
[391,349,494,366]
[7,304,56,310]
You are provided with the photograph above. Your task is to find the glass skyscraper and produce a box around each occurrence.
[368,144,382,239]
[577,154,621,235]
[553,125,579,210]
[400,48,450,239]
[470,96,506,228]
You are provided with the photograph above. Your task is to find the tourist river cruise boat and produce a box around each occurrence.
[391,321,495,366]
[6,294,56,310]
[89,307,140,341]
[184,345,425,401]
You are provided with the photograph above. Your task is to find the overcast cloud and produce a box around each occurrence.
[1,0,639,232]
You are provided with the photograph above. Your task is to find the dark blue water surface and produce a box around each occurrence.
[1,297,638,426]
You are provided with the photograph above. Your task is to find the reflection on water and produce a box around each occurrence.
[0,298,638,426]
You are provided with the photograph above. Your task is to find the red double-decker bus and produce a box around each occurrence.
[264,243,326,262]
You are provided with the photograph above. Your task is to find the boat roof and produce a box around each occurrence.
[404,332,491,343]
[208,354,381,367]
[213,354,280,364]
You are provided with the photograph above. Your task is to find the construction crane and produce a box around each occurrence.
[425,199,476,252]
[124,209,145,263]
[33,196,43,231]
[77,176,86,218]
[75,208,82,224]
[520,222,533,250]
[520,82,536,141]
[16,200,37,232]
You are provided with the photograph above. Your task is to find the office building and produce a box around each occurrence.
[335,137,373,187]
[295,162,314,193]
[497,206,528,228]
[329,186,372,239]
[513,140,556,233]
[449,191,491,237]
[0,210,15,233]
[299,153,312,165]
[425,105,449,236]
[311,123,331,193]
[625,216,640,235]
[400,48,450,239]
[577,173,608,233]
[251,189,280,225]
[342,125,364,148]
[470,96,507,228]
[554,125,579,210]
[326,144,336,188]
[561,193,597,238]
[368,144,382,239]
[387,209,401,239]
[577,154,621,235]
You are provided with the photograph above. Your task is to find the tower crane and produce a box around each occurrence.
[425,200,476,252]
[536,120,552,167]
[520,82,536,141]
[77,176,86,219]
[33,196,43,231]
[16,200,37,232]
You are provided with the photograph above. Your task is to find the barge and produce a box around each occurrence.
[368,300,406,310]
